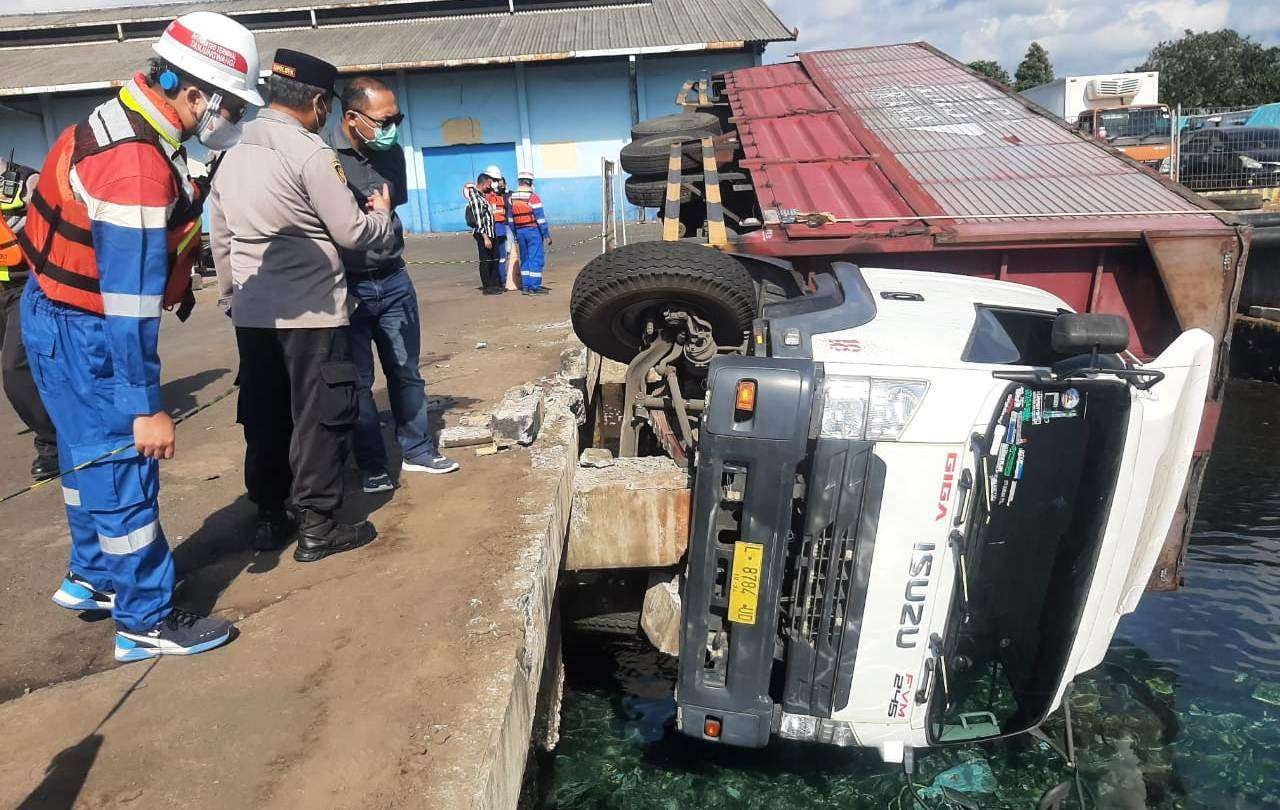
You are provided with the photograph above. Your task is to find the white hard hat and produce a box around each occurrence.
[517,170,535,182]
[153,12,265,107]
[481,164,504,181]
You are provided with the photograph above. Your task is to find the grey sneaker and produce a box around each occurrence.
[115,609,233,662]
[362,470,395,493]
[402,454,460,475]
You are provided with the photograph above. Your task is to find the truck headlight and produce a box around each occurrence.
[820,376,928,440]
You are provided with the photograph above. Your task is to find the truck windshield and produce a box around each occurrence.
[963,307,1066,367]
[1097,107,1171,142]
[927,383,1130,743]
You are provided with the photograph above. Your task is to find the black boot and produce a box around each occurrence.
[293,509,375,563]
[31,452,59,482]
[252,507,298,552]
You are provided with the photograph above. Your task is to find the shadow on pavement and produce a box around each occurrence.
[17,660,158,809]
[162,367,232,416]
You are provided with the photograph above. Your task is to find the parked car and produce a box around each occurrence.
[1178,126,1280,191]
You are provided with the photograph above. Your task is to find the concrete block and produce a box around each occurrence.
[566,457,691,570]
[459,412,493,429]
[558,346,587,382]
[440,424,493,448]
[641,576,682,657]
[475,443,500,456]
[600,357,629,385]
[579,448,614,468]
[492,390,546,446]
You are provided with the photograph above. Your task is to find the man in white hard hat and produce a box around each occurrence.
[18,11,263,662]
[463,167,501,293]
[509,170,552,294]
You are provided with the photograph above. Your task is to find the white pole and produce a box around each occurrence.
[601,156,608,254]
[618,169,628,246]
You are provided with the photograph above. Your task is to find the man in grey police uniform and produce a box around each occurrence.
[209,50,396,561]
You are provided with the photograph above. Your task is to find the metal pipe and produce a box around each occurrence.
[640,396,705,412]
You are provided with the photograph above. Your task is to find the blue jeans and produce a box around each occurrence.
[347,267,435,472]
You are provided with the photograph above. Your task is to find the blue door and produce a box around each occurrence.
[421,142,518,232]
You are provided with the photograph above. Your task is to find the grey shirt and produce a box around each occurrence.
[209,107,394,328]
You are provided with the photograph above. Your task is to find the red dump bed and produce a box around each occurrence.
[718,43,1252,589]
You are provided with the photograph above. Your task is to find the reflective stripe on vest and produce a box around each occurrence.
[21,102,199,315]
[509,191,537,228]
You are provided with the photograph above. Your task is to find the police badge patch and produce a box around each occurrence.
[333,158,347,185]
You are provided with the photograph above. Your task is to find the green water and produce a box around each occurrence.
[526,380,1280,809]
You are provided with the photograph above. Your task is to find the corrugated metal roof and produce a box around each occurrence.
[0,0,792,96]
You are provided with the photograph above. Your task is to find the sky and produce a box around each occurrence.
[2,0,1277,78]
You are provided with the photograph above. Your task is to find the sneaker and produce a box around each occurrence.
[293,509,376,563]
[252,508,298,552]
[114,609,232,662]
[402,454,460,475]
[527,287,550,296]
[362,470,395,494]
[520,288,530,296]
[52,571,115,612]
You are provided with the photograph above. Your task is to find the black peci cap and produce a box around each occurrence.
[270,48,338,94]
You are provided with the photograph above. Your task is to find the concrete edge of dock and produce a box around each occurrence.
[469,339,588,809]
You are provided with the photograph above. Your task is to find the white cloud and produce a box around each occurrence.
[764,0,1279,75]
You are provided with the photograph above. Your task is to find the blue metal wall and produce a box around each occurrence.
[0,50,760,233]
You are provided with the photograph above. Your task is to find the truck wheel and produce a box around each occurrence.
[625,176,691,207]
[630,112,720,141]
[569,611,641,636]
[570,241,758,362]
[620,135,705,175]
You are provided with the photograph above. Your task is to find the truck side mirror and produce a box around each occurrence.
[1051,313,1129,355]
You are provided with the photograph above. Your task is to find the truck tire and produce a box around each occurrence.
[570,241,758,362]
[620,135,705,175]
[569,611,641,636]
[630,112,720,141]
[625,176,691,207]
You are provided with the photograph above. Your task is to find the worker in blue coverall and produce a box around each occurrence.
[509,170,551,294]
[19,12,263,662]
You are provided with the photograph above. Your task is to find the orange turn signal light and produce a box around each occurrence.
[704,716,723,739]
[735,380,757,413]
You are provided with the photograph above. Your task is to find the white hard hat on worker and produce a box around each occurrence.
[152,11,264,149]
[481,164,504,181]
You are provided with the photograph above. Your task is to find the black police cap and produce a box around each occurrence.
[270,48,338,94]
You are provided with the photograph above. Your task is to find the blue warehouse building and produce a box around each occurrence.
[0,0,793,231]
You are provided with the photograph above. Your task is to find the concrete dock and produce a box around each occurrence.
[0,228,612,808]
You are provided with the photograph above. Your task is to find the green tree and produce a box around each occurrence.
[967,59,1011,86]
[1014,42,1055,91]
[1135,29,1280,109]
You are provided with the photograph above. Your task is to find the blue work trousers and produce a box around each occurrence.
[347,267,435,472]
[21,281,173,632]
[515,227,545,290]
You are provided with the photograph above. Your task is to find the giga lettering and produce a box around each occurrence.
[896,542,935,648]
[935,452,958,521]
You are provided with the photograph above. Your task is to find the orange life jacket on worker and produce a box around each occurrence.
[0,216,22,272]
[486,190,507,224]
[19,98,202,316]
[509,191,540,229]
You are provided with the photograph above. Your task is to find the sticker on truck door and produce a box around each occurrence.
[728,542,765,624]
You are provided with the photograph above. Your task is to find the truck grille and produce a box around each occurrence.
[780,440,882,717]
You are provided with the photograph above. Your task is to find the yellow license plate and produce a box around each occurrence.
[728,542,765,625]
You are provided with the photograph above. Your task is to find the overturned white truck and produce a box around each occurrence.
[564,42,1248,762]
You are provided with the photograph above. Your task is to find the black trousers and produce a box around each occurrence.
[474,232,501,289]
[235,326,358,516]
[0,281,56,456]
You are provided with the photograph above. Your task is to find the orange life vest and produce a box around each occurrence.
[20,110,201,316]
[0,217,21,270]
[486,190,508,223]
[509,190,538,229]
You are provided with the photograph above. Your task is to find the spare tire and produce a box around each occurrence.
[630,112,720,141]
[625,175,691,207]
[570,241,758,362]
[620,135,706,175]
